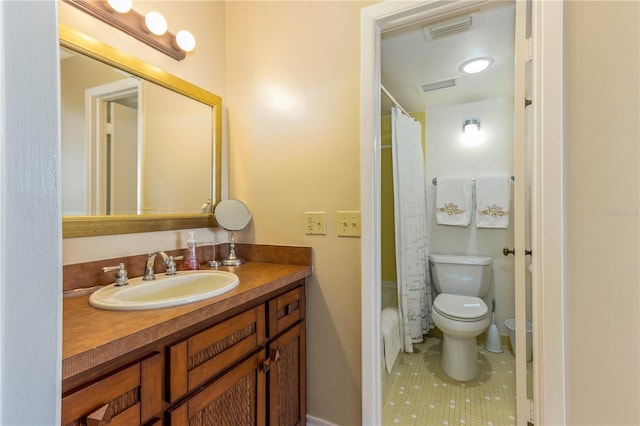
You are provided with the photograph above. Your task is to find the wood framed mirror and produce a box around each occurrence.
[60,24,222,238]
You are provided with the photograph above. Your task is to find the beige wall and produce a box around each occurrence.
[225,2,366,424]
[565,1,640,424]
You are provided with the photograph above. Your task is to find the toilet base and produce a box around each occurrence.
[441,333,479,381]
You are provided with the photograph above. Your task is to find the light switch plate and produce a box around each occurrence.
[304,212,326,235]
[337,211,361,237]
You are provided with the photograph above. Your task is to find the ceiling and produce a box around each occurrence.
[381,1,516,114]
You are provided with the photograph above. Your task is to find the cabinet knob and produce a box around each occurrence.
[87,403,111,426]
[260,358,271,373]
[284,303,294,316]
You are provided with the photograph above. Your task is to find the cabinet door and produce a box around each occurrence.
[61,352,162,426]
[269,323,306,426]
[167,350,267,426]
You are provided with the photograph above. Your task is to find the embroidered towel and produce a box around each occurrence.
[475,173,511,228]
[435,176,472,226]
[381,307,402,373]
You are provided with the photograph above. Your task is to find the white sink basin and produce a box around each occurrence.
[89,270,240,311]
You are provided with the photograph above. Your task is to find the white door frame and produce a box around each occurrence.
[360,1,566,424]
[84,78,141,214]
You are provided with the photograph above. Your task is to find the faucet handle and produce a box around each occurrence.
[102,263,128,287]
[165,256,183,276]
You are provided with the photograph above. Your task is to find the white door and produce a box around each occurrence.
[109,101,138,215]
[511,0,534,423]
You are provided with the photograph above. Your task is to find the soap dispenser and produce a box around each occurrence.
[184,231,200,270]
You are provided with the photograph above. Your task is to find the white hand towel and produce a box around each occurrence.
[475,173,511,228]
[381,307,402,373]
[435,176,472,226]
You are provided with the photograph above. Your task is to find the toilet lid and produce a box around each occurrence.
[433,294,488,321]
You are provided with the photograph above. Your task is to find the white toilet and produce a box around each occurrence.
[430,254,492,381]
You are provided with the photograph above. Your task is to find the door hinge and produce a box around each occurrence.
[528,398,535,424]
[517,37,533,63]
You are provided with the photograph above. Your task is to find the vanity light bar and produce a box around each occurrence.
[63,0,187,61]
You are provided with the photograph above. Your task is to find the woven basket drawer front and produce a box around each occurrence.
[62,352,162,426]
[167,305,266,402]
[268,286,305,337]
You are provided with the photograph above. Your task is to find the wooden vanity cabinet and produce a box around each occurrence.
[62,282,306,426]
[166,285,306,426]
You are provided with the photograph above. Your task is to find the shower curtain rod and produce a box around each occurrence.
[381,84,411,117]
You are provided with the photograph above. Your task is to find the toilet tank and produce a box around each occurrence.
[429,254,492,297]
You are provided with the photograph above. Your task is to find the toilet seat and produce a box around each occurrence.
[433,294,488,322]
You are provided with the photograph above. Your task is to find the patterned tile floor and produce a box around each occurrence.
[382,337,529,426]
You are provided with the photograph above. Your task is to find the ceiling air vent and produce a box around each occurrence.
[422,15,473,41]
[417,78,456,93]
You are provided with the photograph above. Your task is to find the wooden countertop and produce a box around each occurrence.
[63,262,311,382]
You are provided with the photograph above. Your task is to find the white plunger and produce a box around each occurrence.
[484,299,503,353]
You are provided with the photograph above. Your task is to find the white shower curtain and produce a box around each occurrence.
[391,106,434,353]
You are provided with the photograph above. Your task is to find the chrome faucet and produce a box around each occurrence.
[143,251,182,280]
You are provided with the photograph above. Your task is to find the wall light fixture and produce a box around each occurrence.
[463,119,480,133]
[64,0,195,61]
[460,119,483,147]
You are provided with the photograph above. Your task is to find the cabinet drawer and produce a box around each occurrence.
[62,352,162,426]
[167,305,266,402]
[269,286,305,337]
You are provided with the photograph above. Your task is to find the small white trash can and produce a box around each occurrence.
[505,319,533,362]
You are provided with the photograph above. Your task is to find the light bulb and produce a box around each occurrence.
[144,11,167,36]
[105,0,132,13]
[175,30,196,52]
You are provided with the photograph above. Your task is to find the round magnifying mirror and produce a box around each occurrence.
[214,199,251,266]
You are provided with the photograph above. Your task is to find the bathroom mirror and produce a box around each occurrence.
[214,199,252,266]
[60,24,222,237]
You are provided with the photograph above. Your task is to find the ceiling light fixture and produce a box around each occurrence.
[459,57,494,74]
[64,0,195,61]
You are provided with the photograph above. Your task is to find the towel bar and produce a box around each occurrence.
[432,175,515,185]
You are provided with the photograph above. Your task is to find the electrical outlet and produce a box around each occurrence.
[337,211,361,237]
[304,212,326,235]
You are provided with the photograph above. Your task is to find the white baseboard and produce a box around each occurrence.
[306,414,339,426]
